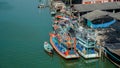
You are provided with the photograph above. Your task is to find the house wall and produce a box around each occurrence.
[61,0,120,4]
[82,0,120,4]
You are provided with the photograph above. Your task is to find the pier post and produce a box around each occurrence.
[99,46,101,57]
[113,10,115,13]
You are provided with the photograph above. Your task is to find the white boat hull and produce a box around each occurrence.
[44,42,53,54]
[77,48,99,59]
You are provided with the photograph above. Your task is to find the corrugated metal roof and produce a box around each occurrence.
[82,9,120,20]
[74,2,120,12]
[82,10,109,20]
[109,12,120,20]
[116,2,120,5]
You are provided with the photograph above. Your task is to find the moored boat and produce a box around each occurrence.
[104,34,120,67]
[38,4,47,8]
[76,39,99,59]
[51,9,56,16]
[49,33,80,59]
[44,41,53,54]
[98,25,120,67]
[76,27,99,59]
[104,45,120,67]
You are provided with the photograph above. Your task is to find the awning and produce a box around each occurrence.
[82,10,108,21]
[74,2,120,12]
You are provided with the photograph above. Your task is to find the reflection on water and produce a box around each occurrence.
[83,58,99,64]
[61,58,99,68]
[0,1,13,10]
[53,54,117,68]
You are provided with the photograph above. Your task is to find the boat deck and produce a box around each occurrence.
[50,33,80,59]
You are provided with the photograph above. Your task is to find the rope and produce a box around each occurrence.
[104,48,120,62]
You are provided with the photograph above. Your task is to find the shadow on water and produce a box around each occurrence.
[39,0,42,2]
[0,1,13,10]
[44,50,54,57]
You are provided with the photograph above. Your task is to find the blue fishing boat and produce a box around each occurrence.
[76,26,99,59]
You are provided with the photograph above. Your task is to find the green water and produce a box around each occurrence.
[0,0,117,68]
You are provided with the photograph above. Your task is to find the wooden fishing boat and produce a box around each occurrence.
[104,34,120,67]
[44,41,53,54]
[49,33,80,59]
[99,26,120,67]
[105,45,120,67]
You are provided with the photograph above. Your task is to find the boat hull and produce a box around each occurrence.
[44,48,53,54]
[76,39,99,59]
[105,47,120,67]
[44,42,53,54]
[76,48,99,59]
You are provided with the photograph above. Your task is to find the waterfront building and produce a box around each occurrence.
[61,0,120,4]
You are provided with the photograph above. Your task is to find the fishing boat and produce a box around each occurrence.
[38,0,48,8]
[76,26,99,59]
[38,4,46,8]
[103,28,120,67]
[49,0,81,59]
[44,41,53,54]
[49,33,80,59]
[105,45,120,67]
[51,9,56,16]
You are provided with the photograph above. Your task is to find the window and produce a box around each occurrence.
[84,1,91,4]
[95,1,102,3]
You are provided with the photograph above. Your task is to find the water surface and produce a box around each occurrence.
[0,0,117,68]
